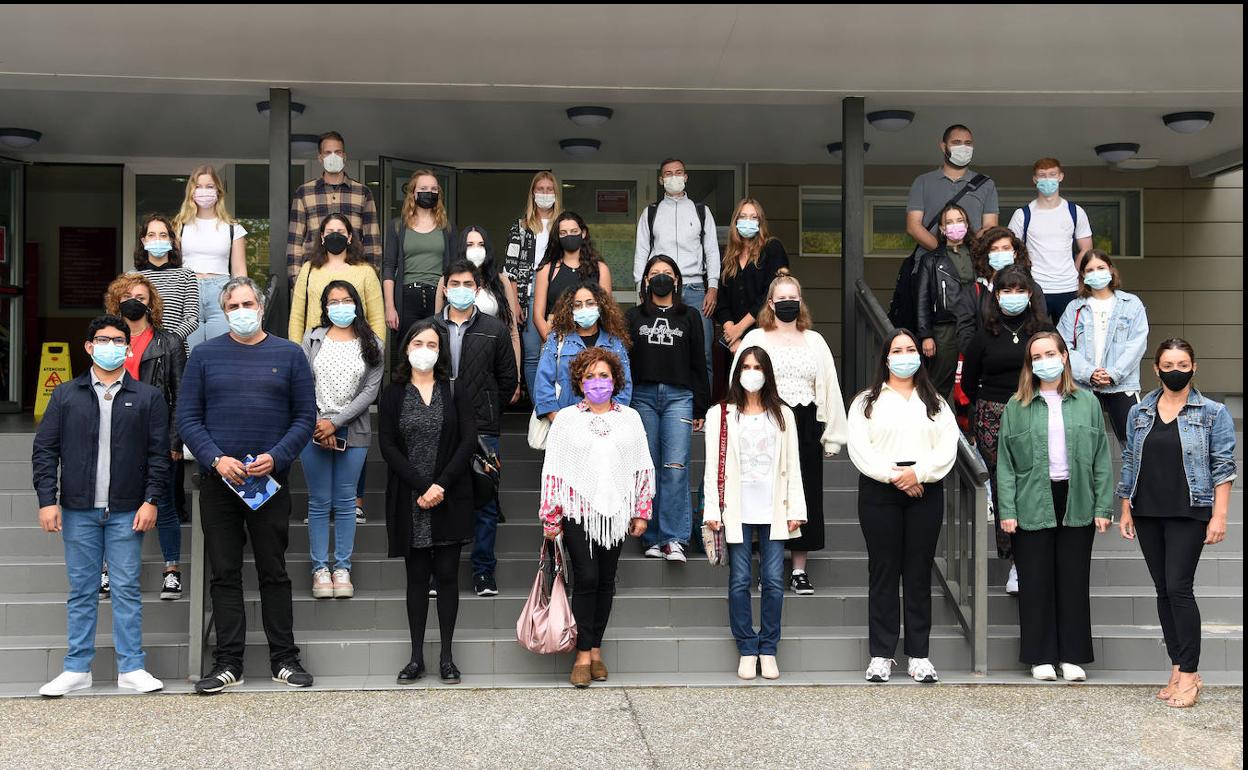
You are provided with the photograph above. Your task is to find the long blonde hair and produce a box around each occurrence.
[173,165,236,232]
[523,171,561,233]
[401,170,449,231]
[1015,331,1078,406]
[722,198,773,281]
[756,271,813,331]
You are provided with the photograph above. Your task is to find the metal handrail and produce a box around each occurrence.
[853,278,989,674]
[185,470,211,680]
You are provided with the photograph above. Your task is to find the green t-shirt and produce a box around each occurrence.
[403,228,444,286]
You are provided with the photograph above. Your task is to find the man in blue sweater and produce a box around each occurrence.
[178,277,317,694]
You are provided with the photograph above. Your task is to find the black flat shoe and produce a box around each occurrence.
[439,661,461,684]
[396,661,425,685]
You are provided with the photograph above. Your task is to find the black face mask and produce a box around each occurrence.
[119,298,148,321]
[416,191,439,210]
[323,232,349,255]
[1159,369,1194,393]
[773,300,801,323]
[648,274,675,298]
[560,234,584,253]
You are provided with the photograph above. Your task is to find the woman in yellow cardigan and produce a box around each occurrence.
[289,214,386,342]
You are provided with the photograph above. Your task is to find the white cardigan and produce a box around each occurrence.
[702,403,807,544]
[732,328,849,455]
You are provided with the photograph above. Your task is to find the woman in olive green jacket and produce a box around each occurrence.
[998,331,1113,683]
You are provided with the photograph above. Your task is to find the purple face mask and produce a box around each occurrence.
[583,378,614,405]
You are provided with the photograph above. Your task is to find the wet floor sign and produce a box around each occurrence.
[34,342,73,423]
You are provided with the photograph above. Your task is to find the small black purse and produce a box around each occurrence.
[470,437,502,509]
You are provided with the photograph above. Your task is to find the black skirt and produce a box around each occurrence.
[785,401,826,552]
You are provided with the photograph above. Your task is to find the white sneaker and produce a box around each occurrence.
[759,655,780,680]
[311,568,334,599]
[117,669,164,693]
[908,657,939,683]
[39,671,92,697]
[332,568,354,599]
[1031,664,1058,681]
[1060,663,1087,682]
[865,657,894,683]
[737,655,758,680]
[644,544,664,559]
[1006,565,1019,596]
[662,543,687,563]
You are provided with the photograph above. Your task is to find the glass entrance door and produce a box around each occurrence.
[0,161,23,411]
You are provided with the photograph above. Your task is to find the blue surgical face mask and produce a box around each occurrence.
[573,307,600,329]
[327,303,357,328]
[887,352,922,379]
[144,240,173,257]
[988,251,1015,271]
[446,286,477,311]
[998,293,1030,316]
[91,342,127,372]
[227,307,261,338]
[1032,357,1065,382]
[1083,269,1113,291]
[736,219,760,238]
[1036,178,1060,197]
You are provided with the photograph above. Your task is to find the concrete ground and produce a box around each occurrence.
[0,685,1241,769]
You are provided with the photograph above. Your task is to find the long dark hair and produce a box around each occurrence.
[984,265,1047,338]
[639,253,688,315]
[317,280,381,368]
[394,318,451,383]
[538,211,602,281]
[860,328,943,420]
[549,281,632,349]
[727,346,786,430]
[458,225,512,327]
[309,213,367,268]
[133,213,182,270]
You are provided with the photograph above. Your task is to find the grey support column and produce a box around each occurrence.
[840,96,866,399]
[266,87,292,334]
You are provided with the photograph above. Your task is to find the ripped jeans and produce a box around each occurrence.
[632,382,694,548]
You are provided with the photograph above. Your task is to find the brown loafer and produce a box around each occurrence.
[590,660,608,682]
[570,664,592,689]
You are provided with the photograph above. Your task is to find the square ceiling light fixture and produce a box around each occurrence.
[0,128,42,149]
[1163,111,1215,134]
[560,138,601,158]
[1094,143,1141,163]
[566,107,614,127]
[867,110,914,131]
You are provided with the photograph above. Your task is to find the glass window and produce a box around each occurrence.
[869,204,915,254]
[999,190,1141,257]
[233,164,306,287]
[135,175,186,224]
[801,195,842,255]
[684,169,737,227]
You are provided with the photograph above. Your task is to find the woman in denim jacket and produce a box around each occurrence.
[1057,250,1149,444]
[533,282,632,421]
[1117,338,1236,709]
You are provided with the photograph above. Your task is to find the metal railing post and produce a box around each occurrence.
[186,471,207,680]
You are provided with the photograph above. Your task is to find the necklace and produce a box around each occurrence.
[1002,318,1026,344]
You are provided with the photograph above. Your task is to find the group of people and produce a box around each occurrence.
[29,129,1234,707]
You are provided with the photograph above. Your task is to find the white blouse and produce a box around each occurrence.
[770,344,818,407]
[847,384,958,485]
[737,412,778,525]
[475,288,500,317]
[313,338,365,417]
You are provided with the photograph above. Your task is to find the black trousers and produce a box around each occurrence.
[1012,481,1095,665]
[562,517,623,652]
[404,544,462,664]
[199,477,298,670]
[786,402,826,552]
[1134,516,1207,673]
[400,284,437,338]
[857,475,944,658]
[1096,391,1138,446]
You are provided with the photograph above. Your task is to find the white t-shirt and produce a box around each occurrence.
[737,412,778,525]
[1088,295,1117,369]
[532,218,552,271]
[1007,200,1091,294]
[180,218,248,275]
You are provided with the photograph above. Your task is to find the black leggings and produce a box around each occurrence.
[562,517,623,652]
[404,544,461,664]
[1134,516,1207,673]
[1096,391,1138,445]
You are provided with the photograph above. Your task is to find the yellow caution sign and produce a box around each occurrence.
[34,343,73,423]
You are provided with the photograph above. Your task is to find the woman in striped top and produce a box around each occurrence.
[133,213,200,346]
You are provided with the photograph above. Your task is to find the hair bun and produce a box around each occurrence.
[775,267,792,278]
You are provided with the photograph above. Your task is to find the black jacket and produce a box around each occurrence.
[434,310,518,436]
[32,371,171,510]
[137,326,187,449]
[378,380,477,557]
[714,238,789,326]
[916,245,978,351]
[626,303,710,417]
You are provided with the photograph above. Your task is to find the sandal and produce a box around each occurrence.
[1157,670,1182,700]
[1166,682,1200,709]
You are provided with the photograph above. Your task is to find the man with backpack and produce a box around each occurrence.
[1008,157,1094,321]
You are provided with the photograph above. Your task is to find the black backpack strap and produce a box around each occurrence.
[695,203,708,278]
[924,173,989,232]
[646,203,659,256]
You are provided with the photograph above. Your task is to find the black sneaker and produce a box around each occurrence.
[272,659,314,688]
[790,572,814,595]
[428,576,438,598]
[194,666,244,695]
[99,570,110,598]
[439,660,461,684]
[474,573,498,597]
[396,661,425,685]
[159,570,183,600]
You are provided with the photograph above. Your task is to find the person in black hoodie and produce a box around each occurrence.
[626,255,709,562]
[916,204,979,401]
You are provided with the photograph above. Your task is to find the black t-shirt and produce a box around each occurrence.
[579,329,600,349]
[962,321,1055,404]
[545,261,584,317]
[1133,416,1213,521]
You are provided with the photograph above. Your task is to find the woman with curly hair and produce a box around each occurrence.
[968,226,1050,327]
[533,281,632,422]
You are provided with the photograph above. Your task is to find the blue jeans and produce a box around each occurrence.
[728,524,785,656]
[632,383,693,548]
[471,434,501,577]
[682,283,713,387]
[155,464,181,565]
[187,274,231,349]
[299,441,368,572]
[62,508,145,673]
[521,311,542,400]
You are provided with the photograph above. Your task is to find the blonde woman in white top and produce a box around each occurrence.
[704,346,805,681]
[173,165,247,348]
[733,272,848,595]
[848,328,958,685]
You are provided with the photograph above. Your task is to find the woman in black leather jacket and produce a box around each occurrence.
[916,204,978,400]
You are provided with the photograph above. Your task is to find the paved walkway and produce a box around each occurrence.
[1,685,1241,769]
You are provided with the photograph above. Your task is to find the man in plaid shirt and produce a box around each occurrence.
[286,131,382,283]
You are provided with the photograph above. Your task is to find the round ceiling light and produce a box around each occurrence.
[1162,111,1215,134]
[566,107,614,128]
[826,142,871,160]
[1094,143,1141,163]
[0,128,42,149]
[866,110,914,132]
[559,138,602,158]
[291,134,321,157]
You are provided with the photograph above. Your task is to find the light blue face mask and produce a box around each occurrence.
[736,219,760,238]
[887,352,922,379]
[91,342,127,371]
[227,307,261,337]
[1083,269,1113,291]
[1032,357,1065,382]
[327,303,357,328]
[573,307,600,329]
[988,251,1015,271]
[144,240,173,257]
[1036,178,1060,197]
[998,293,1030,316]
[446,286,477,311]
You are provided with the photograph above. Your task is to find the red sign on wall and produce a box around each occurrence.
[58,227,117,309]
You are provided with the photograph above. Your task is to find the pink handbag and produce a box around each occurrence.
[516,537,577,655]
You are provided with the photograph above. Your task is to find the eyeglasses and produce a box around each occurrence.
[92,336,127,346]
[326,299,355,307]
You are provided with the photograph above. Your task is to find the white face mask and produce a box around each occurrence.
[322,152,345,174]
[662,175,687,195]
[947,145,974,167]
[408,347,439,372]
[739,369,766,393]
[534,192,556,210]
[465,246,487,267]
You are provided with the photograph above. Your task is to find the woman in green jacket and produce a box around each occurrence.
[998,330,1113,683]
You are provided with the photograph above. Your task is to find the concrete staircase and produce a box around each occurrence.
[0,417,1241,689]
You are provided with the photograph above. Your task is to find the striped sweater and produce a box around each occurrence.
[141,266,201,343]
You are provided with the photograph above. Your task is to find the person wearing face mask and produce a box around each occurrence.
[998,331,1113,683]
[916,204,980,400]
[626,255,709,563]
[703,347,805,681]
[539,347,653,688]
[734,273,848,595]
[32,315,170,697]
[1057,250,1149,445]
[848,330,958,685]
[533,283,632,422]
[1117,339,1236,709]
[1008,158,1094,322]
[435,226,522,381]
[967,226,1050,328]
[177,277,317,694]
[288,131,382,284]
[299,281,384,601]
[133,213,200,348]
[961,266,1054,595]
[174,166,247,349]
[382,170,457,338]
[288,213,386,342]
[103,274,188,600]
[531,212,613,347]
[378,320,478,685]
[432,261,518,597]
[506,172,562,396]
